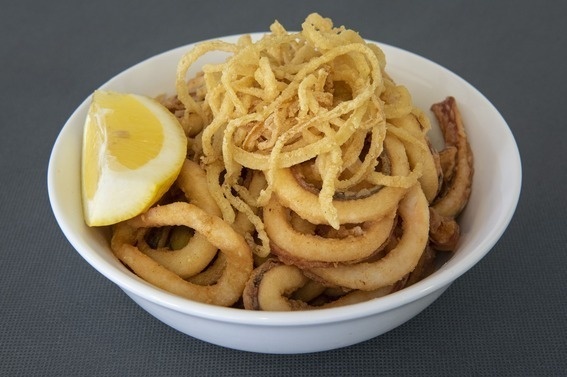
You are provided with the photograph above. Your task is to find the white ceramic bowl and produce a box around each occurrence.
[48,34,521,354]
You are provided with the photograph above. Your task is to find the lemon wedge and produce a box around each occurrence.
[81,90,187,226]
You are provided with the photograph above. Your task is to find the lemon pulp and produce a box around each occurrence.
[82,90,187,226]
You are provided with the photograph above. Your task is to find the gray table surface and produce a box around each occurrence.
[2,0,566,375]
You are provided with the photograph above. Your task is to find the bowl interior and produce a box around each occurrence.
[48,35,521,324]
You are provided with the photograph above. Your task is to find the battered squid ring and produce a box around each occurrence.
[264,196,396,266]
[271,163,407,227]
[135,160,221,279]
[111,202,253,306]
[243,259,397,311]
[364,133,418,189]
[307,184,430,290]
[389,111,441,202]
[186,253,227,286]
[108,14,476,310]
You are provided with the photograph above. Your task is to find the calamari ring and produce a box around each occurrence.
[270,131,413,226]
[390,111,441,202]
[364,133,418,189]
[290,279,327,303]
[186,252,227,286]
[111,202,253,307]
[404,137,440,203]
[134,226,218,279]
[307,184,429,290]
[403,245,437,287]
[136,160,220,279]
[243,259,395,311]
[381,83,413,119]
[271,167,406,225]
[264,196,396,265]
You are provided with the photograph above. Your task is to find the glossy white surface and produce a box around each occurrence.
[48,34,521,354]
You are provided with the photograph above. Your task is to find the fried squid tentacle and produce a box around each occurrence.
[430,97,474,219]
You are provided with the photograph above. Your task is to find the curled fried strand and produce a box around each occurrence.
[431,96,474,218]
[111,202,253,306]
[307,184,430,290]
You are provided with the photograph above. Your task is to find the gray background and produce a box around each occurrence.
[2,0,566,375]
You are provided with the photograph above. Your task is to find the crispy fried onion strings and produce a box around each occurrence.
[176,13,389,245]
[109,13,474,309]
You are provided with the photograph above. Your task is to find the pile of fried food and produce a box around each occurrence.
[110,13,474,310]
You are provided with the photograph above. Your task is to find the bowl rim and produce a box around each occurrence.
[47,35,522,327]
